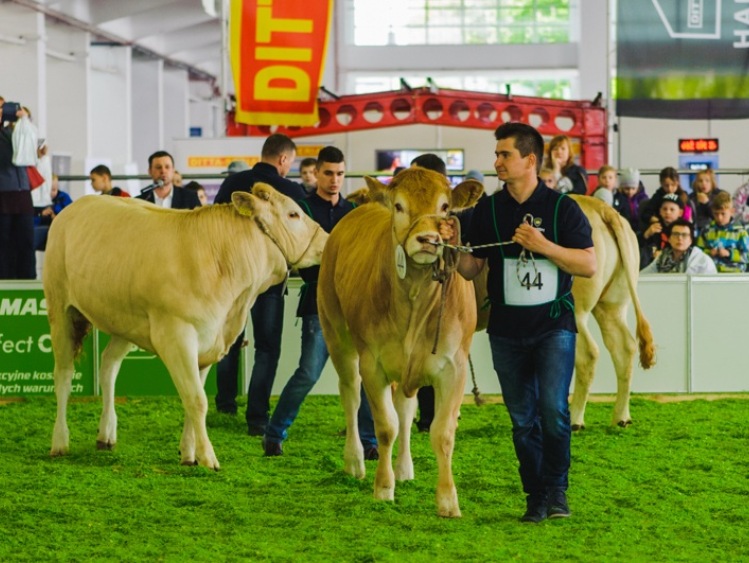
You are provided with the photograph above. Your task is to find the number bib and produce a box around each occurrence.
[503,257,559,306]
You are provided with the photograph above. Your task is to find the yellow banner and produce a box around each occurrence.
[230,0,333,127]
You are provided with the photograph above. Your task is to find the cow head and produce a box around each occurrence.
[231,184,328,269]
[364,168,483,268]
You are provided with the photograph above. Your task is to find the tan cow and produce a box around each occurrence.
[568,195,656,429]
[318,168,483,518]
[44,184,327,469]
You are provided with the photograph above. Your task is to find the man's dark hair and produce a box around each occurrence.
[300,157,317,169]
[316,146,344,167]
[90,164,112,178]
[494,122,544,173]
[261,133,297,159]
[666,218,695,240]
[148,150,174,168]
[183,180,205,192]
[410,153,447,176]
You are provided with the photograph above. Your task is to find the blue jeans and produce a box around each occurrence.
[489,329,575,497]
[215,286,285,431]
[265,315,377,449]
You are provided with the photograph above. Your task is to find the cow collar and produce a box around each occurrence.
[254,217,324,269]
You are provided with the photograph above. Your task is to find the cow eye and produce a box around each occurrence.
[441,203,449,213]
[289,211,300,219]
[394,203,404,212]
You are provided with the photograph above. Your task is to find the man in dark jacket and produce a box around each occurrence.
[136,151,201,209]
[213,133,306,436]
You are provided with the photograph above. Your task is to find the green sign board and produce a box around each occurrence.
[98,334,217,396]
[0,287,94,397]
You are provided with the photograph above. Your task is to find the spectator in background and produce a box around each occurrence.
[224,160,250,176]
[640,166,694,227]
[689,169,724,233]
[539,167,556,190]
[543,135,588,195]
[640,193,685,268]
[173,170,183,187]
[731,179,749,225]
[90,164,130,197]
[34,174,71,251]
[411,153,447,176]
[137,151,200,209]
[465,169,485,184]
[613,167,649,235]
[299,157,317,194]
[183,180,208,206]
[696,192,749,273]
[214,133,306,435]
[641,218,716,274]
[0,98,35,279]
[592,165,617,205]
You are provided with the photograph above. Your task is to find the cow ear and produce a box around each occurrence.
[364,176,392,207]
[231,191,260,217]
[451,179,484,211]
[251,182,274,201]
[346,187,371,206]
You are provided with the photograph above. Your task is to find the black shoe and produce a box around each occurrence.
[363,446,379,461]
[547,491,571,519]
[521,496,548,523]
[247,425,265,436]
[262,438,283,457]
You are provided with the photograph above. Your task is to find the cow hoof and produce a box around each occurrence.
[181,459,199,466]
[50,448,68,457]
[373,487,395,501]
[344,460,366,480]
[617,419,632,428]
[438,507,462,518]
[571,424,585,432]
[96,440,115,450]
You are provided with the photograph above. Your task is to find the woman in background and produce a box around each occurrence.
[543,135,588,195]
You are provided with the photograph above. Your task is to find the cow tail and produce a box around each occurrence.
[604,206,657,369]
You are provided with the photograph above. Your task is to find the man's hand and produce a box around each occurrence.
[439,217,460,246]
[512,223,549,253]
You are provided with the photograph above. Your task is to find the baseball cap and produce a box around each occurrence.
[224,160,250,175]
[661,193,684,209]
[465,169,485,183]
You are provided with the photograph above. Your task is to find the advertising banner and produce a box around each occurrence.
[98,334,218,396]
[617,0,749,118]
[0,288,94,397]
[230,0,333,126]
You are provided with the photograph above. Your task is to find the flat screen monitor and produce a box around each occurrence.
[375,148,465,173]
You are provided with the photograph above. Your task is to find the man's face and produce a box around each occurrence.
[301,165,316,185]
[669,226,692,253]
[279,150,297,178]
[494,138,535,184]
[713,206,733,227]
[316,161,345,200]
[149,156,174,187]
[659,202,683,225]
[90,173,109,193]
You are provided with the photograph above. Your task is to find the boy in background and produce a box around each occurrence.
[299,157,317,194]
[592,165,617,205]
[696,192,749,272]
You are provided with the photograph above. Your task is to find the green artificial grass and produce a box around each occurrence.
[1,395,748,562]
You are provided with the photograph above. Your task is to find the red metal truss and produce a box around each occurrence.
[226,87,607,172]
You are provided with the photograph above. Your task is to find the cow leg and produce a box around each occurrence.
[155,327,219,470]
[569,309,599,430]
[338,366,366,479]
[97,336,135,450]
[593,303,637,427]
[393,386,417,481]
[50,307,87,457]
[431,374,463,518]
[361,372,397,502]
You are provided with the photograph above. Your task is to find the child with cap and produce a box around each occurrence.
[640,192,685,267]
[696,192,749,272]
[613,167,649,234]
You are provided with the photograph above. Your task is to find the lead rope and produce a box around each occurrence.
[431,216,460,355]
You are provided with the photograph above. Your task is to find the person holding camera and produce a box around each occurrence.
[0,96,35,279]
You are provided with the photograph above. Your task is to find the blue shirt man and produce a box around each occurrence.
[262,146,378,458]
[446,122,595,523]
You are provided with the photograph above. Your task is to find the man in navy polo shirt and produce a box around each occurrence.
[262,146,377,459]
[443,122,596,523]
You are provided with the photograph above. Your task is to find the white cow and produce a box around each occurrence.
[44,185,327,469]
